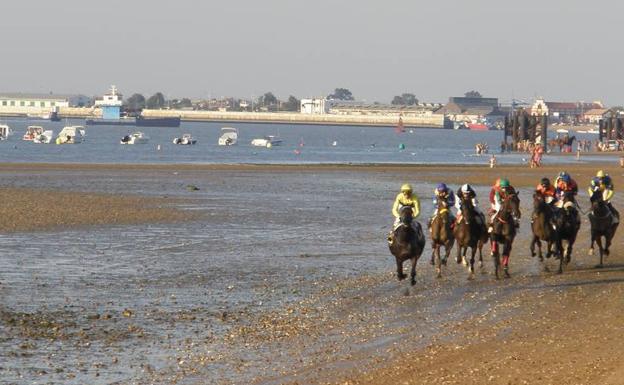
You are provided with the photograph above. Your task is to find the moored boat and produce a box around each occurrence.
[120,132,149,145]
[0,124,11,140]
[218,127,238,146]
[251,135,282,147]
[33,130,54,144]
[23,126,44,141]
[56,126,85,144]
[173,133,197,145]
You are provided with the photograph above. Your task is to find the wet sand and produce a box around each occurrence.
[0,162,623,385]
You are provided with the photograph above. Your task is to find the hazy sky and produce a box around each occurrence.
[1,0,622,105]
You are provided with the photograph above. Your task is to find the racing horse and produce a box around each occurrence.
[490,189,521,279]
[553,192,581,272]
[588,190,619,268]
[530,191,560,265]
[430,197,455,278]
[453,194,488,280]
[389,206,426,285]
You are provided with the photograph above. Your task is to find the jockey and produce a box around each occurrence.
[432,183,455,215]
[389,183,423,242]
[554,171,578,208]
[555,171,581,225]
[588,170,619,223]
[536,177,557,206]
[454,183,485,226]
[488,178,516,232]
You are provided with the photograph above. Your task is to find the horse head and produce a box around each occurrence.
[459,194,475,222]
[533,191,547,210]
[503,190,521,221]
[399,206,414,226]
[590,189,608,214]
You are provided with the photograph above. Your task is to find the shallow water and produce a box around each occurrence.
[0,166,598,384]
[0,118,608,165]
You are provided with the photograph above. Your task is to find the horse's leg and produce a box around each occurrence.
[477,239,484,269]
[595,235,604,268]
[491,240,500,280]
[502,240,512,278]
[435,244,442,278]
[557,240,564,274]
[468,246,477,280]
[589,231,595,256]
[410,256,417,286]
[455,241,463,264]
[396,257,407,280]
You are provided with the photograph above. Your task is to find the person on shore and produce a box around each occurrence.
[455,184,485,226]
[429,183,455,229]
[389,184,423,243]
[588,170,619,223]
[488,178,517,232]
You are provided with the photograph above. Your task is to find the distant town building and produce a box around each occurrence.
[300,98,330,114]
[93,86,123,119]
[529,98,603,122]
[435,95,503,125]
[0,93,70,116]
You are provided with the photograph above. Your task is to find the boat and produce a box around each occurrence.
[135,116,181,127]
[23,126,44,141]
[467,123,490,131]
[251,135,282,147]
[86,86,181,127]
[120,132,149,144]
[33,130,54,144]
[556,128,569,134]
[56,126,85,144]
[0,124,11,140]
[173,133,197,145]
[587,129,600,134]
[218,127,238,146]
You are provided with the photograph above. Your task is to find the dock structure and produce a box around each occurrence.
[598,111,624,141]
[503,108,548,151]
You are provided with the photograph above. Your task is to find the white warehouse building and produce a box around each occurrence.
[0,93,72,115]
[300,98,331,114]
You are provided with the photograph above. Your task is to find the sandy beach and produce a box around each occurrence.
[0,162,623,385]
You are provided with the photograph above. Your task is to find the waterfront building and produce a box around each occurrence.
[0,93,72,116]
[435,95,504,125]
[529,98,603,122]
[300,98,331,114]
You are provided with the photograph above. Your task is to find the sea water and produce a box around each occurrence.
[0,118,606,165]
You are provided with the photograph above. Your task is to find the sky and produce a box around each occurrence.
[1,0,623,105]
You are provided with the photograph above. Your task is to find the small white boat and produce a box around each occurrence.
[251,135,282,148]
[0,124,12,140]
[173,133,197,145]
[33,130,54,144]
[121,132,149,145]
[218,127,238,146]
[56,126,85,144]
[556,128,569,134]
[23,126,44,141]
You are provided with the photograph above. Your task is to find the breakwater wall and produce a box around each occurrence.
[141,109,447,128]
[0,107,447,128]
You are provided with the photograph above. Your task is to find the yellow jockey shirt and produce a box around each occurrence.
[392,192,420,218]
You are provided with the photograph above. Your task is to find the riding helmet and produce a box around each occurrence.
[461,184,472,194]
[596,170,606,178]
[540,177,550,187]
[401,183,413,192]
[436,183,448,192]
[499,178,510,188]
[559,171,571,183]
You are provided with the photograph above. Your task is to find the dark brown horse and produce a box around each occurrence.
[430,198,455,278]
[389,206,426,285]
[553,192,581,272]
[588,190,618,268]
[530,191,560,265]
[490,190,521,279]
[453,195,488,280]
